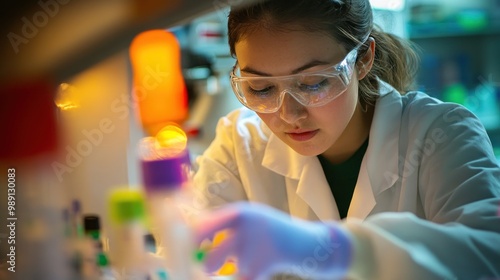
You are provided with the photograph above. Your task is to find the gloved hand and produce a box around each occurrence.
[193,202,353,280]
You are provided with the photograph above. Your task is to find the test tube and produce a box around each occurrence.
[107,189,150,280]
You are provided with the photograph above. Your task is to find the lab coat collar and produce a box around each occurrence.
[261,131,306,180]
[348,80,401,219]
[262,80,402,220]
[366,80,402,195]
[262,132,339,220]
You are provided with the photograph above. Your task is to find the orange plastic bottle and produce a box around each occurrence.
[129,29,188,136]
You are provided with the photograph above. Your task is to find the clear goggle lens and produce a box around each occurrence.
[230,46,359,113]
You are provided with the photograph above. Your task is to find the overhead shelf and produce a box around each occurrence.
[408,20,500,39]
[407,0,500,40]
[0,0,258,84]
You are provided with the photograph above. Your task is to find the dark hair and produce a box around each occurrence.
[227,0,420,106]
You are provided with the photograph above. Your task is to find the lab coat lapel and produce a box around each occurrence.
[296,158,340,221]
[262,133,339,221]
[348,81,401,219]
[261,81,401,221]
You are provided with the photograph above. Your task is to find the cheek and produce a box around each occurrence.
[257,113,282,131]
[314,85,359,129]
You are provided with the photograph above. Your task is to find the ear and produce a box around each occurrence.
[356,37,375,80]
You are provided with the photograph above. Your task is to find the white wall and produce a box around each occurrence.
[56,51,131,229]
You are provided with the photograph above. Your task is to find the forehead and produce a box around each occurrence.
[234,28,346,76]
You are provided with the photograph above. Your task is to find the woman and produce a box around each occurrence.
[192,0,500,279]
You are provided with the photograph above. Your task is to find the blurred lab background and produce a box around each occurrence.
[0,0,499,278]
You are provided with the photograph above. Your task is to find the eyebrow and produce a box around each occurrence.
[240,60,332,76]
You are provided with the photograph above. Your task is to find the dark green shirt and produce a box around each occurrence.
[317,138,369,219]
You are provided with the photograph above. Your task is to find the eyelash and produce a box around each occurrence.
[248,85,274,96]
[246,79,330,97]
[299,79,329,91]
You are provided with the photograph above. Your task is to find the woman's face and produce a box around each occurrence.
[234,27,365,158]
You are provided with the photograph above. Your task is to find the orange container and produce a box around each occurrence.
[129,29,188,136]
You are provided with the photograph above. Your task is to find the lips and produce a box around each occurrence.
[286,129,319,141]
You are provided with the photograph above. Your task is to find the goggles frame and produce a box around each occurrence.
[230,44,361,113]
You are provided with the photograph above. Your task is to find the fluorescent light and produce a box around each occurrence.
[370,0,405,11]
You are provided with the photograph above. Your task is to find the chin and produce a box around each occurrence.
[289,143,325,157]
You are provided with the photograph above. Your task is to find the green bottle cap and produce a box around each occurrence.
[194,249,207,263]
[87,230,100,240]
[96,252,109,267]
[108,188,146,224]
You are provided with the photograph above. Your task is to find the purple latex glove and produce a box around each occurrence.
[194,202,353,280]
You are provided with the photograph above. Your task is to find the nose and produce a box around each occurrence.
[278,91,308,124]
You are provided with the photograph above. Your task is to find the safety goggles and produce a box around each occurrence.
[230,46,360,113]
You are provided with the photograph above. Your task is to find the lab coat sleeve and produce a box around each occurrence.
[344,105,500,280]
[192,109,250,210]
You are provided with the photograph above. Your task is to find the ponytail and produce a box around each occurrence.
[359,26,420,105]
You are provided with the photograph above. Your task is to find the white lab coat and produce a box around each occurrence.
[193,81,500,279]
